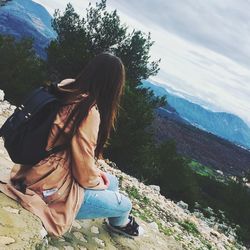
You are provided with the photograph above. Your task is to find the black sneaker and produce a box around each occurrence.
[106,216,144,238]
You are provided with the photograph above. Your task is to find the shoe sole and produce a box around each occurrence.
[105,222,136,239]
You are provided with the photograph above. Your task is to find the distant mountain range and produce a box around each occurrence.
[142,80,250,150]
[0,0,56,58]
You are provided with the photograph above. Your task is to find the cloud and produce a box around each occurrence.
[107,0,250,67]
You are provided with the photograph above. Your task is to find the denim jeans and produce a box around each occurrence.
[76,173,132,226]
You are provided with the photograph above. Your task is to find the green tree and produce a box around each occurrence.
[47,0,160,87]
[47,1,128,79]
[156,140,200,205]
[0,35,47,104]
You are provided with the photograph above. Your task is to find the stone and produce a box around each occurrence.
[216,170,224,175]
[109,162,117,168]
[133,204,140,210]
[149,185,160,193]
[0,236,15,245]
[93,237,105,247]
[148,222,159,231]
[72,220,82,229]
[2,206,20,214]
[176,200,189,210]
[73,232,87,242]
[40,226,48,238]
[91,226,99,234]
[228,235,235,243]
[210,231,220,238]
[64,246,74,250]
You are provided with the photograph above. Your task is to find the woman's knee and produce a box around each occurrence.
[119,193,132,212]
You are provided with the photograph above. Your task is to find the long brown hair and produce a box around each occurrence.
[54,52,125,159]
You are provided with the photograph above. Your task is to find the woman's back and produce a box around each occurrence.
[0,94,101,236]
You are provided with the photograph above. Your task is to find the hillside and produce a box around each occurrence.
[150,108,250,176]
[142,80,250,150]
[0,0,56,58]
[0,90,247,249]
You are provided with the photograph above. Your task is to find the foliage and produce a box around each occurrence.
[179,220,200,236]
[126,186,141,200]
[155,140,200,205]
[191,171,250,244]
[47,0,160,87]
[0,35,47,104]
[105,84,165,173]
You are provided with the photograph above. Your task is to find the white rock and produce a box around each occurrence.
[93,237,105,247]
[216,170,224,175]
[72,220,82,229]
[133,204,140,210]
[149,185,161,193]
[91,226,99,234]
[176,200,189,210]
[73,232,87,242]
[2,206,19,214]
[0,236,15,245]
[40,226,48,238]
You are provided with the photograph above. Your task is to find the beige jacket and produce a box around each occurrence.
[0,79,106,236]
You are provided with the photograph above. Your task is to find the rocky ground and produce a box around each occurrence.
[0,90,247,250]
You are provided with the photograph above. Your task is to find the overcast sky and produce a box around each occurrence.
[34,0,250,126]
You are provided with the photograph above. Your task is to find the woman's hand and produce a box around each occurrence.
[82,171,110,190]
[100,171,110,188]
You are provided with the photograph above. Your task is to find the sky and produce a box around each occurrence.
[34,0,250,126]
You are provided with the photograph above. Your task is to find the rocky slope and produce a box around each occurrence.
[0,90,246,249]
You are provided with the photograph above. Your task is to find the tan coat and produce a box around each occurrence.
[0,81,106,236]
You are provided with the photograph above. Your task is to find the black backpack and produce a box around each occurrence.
[0,83,67,165]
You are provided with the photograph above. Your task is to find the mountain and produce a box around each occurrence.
[142,80,250,150]
[0,0,56,58]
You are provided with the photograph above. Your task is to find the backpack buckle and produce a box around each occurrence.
[18,104,25,111]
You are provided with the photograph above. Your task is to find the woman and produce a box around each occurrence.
[0,52,143,237]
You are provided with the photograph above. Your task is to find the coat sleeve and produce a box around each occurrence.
[71,105,106,189]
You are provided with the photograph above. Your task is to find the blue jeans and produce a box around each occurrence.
[76,173,132,226]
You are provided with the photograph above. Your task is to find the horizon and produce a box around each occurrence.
[33,0,250,127]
